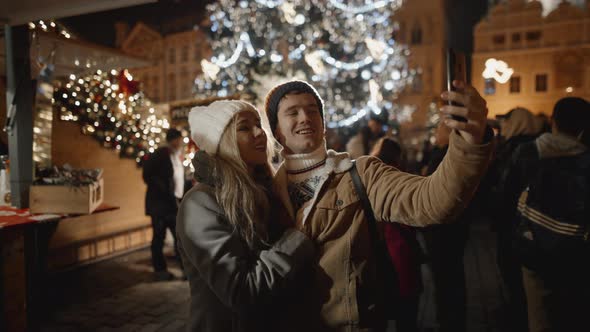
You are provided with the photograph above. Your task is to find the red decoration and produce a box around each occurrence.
[117,69,140,96]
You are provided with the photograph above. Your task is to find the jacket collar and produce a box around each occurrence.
[272,168,295,220]
[323,149,354,174]
[535,133,587,159]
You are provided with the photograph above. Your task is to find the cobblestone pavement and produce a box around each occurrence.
[40,218,509,332]
[40,248,189,332]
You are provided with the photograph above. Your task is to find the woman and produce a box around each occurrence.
[177,100,315,332]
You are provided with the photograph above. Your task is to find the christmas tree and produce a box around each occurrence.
[53,69,187,166]
[195,0,414,128]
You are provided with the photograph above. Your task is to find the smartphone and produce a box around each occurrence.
[446,48,467,122]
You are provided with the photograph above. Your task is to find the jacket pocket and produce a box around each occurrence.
[315,190,359,211]
[313,192,360,242]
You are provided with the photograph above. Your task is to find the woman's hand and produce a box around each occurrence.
[294,218,311,238]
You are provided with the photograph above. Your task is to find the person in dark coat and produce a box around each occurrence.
[495,97,590,332]
[142,128,185,280]
[488,107,545,331]
[346,110,389,159]
[419,122,472,332]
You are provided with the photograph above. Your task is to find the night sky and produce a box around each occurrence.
[63,0,488,50]
[61,0,214,47]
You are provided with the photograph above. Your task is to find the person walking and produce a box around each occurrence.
[142,128,185,280]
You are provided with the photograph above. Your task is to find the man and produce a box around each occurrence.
[497,97,589,332]
[142,128,185,280]
[346,110,389,159]
[263,80,493,331]
[420,122,475,332]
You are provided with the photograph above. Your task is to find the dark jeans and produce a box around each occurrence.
[522,267,590,332]
[496,228,529,332]
[421,222,469,332]
[150,214,181,272]
[395,296,419,332]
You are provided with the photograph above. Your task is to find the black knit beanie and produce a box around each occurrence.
[165,128,182,142]
[264,80,324,134]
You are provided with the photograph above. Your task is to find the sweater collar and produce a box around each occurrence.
[282,140,328,174]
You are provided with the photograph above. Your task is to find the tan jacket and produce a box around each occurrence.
[273,131,493,331]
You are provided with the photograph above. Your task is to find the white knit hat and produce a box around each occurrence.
[188,100,258,155]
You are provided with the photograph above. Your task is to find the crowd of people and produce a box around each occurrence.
[141,79,589,332]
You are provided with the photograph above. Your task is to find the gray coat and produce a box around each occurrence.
[176,184,315,332]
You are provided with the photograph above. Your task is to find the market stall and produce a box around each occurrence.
[1,3,155,330]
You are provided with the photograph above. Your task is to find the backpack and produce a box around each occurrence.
[349,161,423,320]
[514,148,590,277]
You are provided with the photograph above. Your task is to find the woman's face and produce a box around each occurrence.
[235,111,268,170]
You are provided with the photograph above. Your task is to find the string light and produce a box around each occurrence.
[482,58,514,84]
[255,0,284,8]
[197,0,414,128]
[52,69,175,166]
[28,19,74,40]
[328,0,399,14]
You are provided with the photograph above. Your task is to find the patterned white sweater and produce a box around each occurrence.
[283,144,328,213]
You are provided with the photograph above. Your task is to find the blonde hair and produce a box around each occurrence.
[213,112,274,249]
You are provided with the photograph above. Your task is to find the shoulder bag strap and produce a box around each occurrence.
[349,161,381,251]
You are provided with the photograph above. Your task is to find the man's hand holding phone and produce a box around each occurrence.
[440,80,488,145]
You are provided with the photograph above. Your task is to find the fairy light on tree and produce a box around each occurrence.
[194,0,415,128]
[52,69,174,166]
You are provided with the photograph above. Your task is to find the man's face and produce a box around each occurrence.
[168,137,183,153]
[368,119,383,136]
[275,93,324,154]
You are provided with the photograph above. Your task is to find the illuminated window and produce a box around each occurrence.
[493,34,505,45]
[194,46,200,61]
[484,78,496,95]
[512,33,521,43]
[412,72,423,93]
[411,23,422,45]
[168,48,176,64]
[535,74,548,92]
[168,73,176,100]
[180,70,190,98]
[526,31,542,42]
[141,75,148,89]
[510,76,521,93]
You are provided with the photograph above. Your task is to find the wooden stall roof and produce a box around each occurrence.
[1,0,156,26]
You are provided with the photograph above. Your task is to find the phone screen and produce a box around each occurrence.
[446,49,467,122]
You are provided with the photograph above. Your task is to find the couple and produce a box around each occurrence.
[176,80,493,332]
